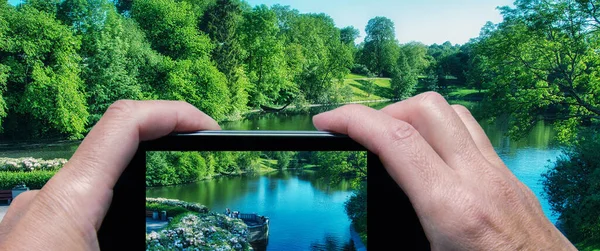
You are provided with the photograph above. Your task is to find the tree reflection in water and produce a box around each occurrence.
[310,233,356,251]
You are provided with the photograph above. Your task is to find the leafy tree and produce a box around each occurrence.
[542,129,600,245]
[200,0,248,116]
[400,42,430,75]
[0,5,88,139]
[25,0,60,15]
[162,59,231,121]
[391,53,418,99]
[240,5,291,107]
[59,0,144,125]
[360,16,399,77]
[340,26,360,45]
[474,0,600,141]
[131,0,213,60]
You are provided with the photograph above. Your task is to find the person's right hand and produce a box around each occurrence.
[313,92,576,250]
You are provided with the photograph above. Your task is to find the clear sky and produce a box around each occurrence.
[245,0,514,45]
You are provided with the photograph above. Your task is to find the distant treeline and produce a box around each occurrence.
[145,151,366,187]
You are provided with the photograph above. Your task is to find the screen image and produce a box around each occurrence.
[145,151,367,251]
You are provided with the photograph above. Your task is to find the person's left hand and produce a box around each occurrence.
[0,100,220,251]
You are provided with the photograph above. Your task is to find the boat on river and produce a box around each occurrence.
[227,210,270,242]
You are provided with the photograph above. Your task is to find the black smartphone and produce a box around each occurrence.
[97,131,429,250]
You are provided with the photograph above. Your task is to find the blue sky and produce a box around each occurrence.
[245,0,514,45]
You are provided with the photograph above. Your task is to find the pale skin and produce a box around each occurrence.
[0,93,577,250]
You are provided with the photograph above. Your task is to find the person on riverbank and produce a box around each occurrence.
[0,93,577,250]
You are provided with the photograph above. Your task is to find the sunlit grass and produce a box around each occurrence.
[344,74,393,101]
[345,73,367,79]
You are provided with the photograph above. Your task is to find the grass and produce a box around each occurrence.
[343,73,487,103]
[343,74,393,101]
[345,73,369,79]
[257,158,278,173]
[446,88,486,100]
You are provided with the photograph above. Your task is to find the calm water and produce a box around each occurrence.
[0,101,562,225]
[147,170,357,251]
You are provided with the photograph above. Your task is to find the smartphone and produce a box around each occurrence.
[97,131,430,250]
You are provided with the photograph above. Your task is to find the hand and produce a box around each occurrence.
[0,100,220,250]
[313,92,576,250]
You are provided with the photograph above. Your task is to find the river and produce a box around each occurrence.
[0,101,563,249]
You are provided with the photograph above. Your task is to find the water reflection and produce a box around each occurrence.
[146,170,356,251]
[310,234,356,251]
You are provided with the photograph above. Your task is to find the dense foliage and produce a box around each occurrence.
[543,130,600,245]
[0,170,57,189]
[473,0,600,141]
[0,0,440,140]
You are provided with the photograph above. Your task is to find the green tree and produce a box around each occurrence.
[475,0,600,141]
[360,16,398,77]
[542,130,600,245]
[390,53,418,99]
[59,0,144,125]
[162,59,231,121]
[25,0,60,15]
[200,0,249,116]
[240,5,291,107]
[0,5,88,139]
[131,0,213,60]
[340,26,360,45]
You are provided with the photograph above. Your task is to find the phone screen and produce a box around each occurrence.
[144,151,367,251]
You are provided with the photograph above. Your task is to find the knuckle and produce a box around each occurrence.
[106,100,136,116]
[388,121,418,143]
[418,91,447,106]
[457,193,494,237]
[452,104,472,116]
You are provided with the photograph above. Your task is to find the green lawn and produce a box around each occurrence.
[343,74,393,101]
[446,89,486,100]
[344,73,486,102]
[346,73,369,79]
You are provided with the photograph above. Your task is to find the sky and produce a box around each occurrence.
[245,0,514,45]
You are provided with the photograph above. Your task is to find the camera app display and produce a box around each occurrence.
[145,151,367,251]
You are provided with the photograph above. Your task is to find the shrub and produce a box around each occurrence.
[350,64,373,77]
[146,198,209,214]
[543,129,600,245]
[0,170,57,189]
[0,157,67,172]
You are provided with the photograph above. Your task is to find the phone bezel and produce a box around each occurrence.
[97,130,430,250]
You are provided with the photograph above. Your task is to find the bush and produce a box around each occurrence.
[146,202,191,218]
[543,129,600,245]
[0,170,58,189]
[350,64,373,77]
[0,157,67,172]
[146,197,209,214]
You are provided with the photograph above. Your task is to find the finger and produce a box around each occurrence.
[451,105,506,169]
[0,190,39,241]
[313,104,456,206]
[380,92,486,170]
[4,100,220,250]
